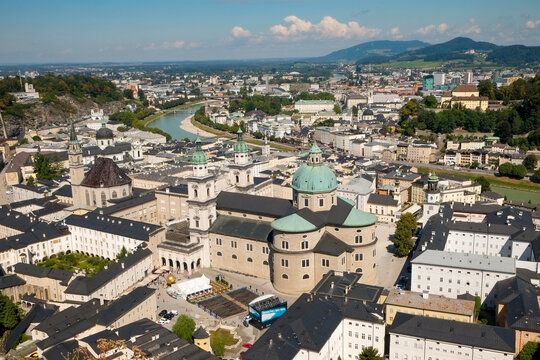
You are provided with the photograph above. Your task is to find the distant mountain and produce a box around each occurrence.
[354,37,539,67]
[312,40,430,63]
[486,45,540,66]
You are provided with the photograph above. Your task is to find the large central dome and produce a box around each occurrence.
[291,142,338,194]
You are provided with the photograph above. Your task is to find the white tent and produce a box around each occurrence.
[169,275,212,300]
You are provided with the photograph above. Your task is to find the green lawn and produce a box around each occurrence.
[491,185,540,204]
[209,328,238,346]
[39,253,113,277]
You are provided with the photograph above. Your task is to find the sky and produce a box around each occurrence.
[0,0,539,64]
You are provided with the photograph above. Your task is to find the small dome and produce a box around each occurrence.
[191,136,207,165]
[363,109,374,116]
[96,123,113,140]
[233,129,249,153]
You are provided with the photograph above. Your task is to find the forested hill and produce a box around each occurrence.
[0,74,124,137]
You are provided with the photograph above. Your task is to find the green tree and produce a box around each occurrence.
[333,104,342,114]
[474,176,491,192]
[523,154,538,171]
[26,176,35,187]
[400,99,420,119]
[423,95,437,108]
[173,315,196,343]
[356,346,383,360]
[32,135,41,142]
[474,296,481,319]
[20,138,28,145]
[532,169,540,182]
[33,153,63,180]
[116,246,128,260]
[519,341,539,360]
[478,79,497,100]
[393,213,417,257]
[123,88,134,100]
[211,336,225,356]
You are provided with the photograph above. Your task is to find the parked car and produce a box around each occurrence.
[170,310,178,315]
[242,343,252,349]
[158,309,168,317]
[159,317,170,324]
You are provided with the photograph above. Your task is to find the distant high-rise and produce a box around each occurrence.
[422,75,434,91]
[433,72,445,86]
[464,71,473,84]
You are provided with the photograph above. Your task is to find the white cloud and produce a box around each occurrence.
[463,18,481,34]
[416,24,436,35]
[145,41,186,50]
[437,23,449,33]
[526,20,540,29]
[390,27,403,39]
[270,15,380,40]
[416,23,449,35]
[231,26,251,38]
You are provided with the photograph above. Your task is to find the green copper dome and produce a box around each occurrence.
[291,142,337,194]
[233,129,249,153]
[428,173,439,182]
[271,213,319,233]
[191,136,207,165]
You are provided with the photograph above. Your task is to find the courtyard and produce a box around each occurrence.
[38,252,114,277]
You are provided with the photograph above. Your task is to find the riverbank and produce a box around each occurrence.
[180,114,216,138]
[144,100,206,127]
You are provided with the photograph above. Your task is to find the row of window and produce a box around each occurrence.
[214,238,269,254]
[214,252,269,265]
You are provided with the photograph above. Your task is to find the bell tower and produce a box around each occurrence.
[187,136,216,268]
[229,129,254,190]
[68,121,85,205]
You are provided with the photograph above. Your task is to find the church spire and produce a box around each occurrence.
[69,120,78,144]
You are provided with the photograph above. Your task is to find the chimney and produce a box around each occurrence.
[166,188,170,193]
[422,290,429,300]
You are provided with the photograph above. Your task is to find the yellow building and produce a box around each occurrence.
[193,326,211,352]
[441,84,489,111]
[385,289,476,325]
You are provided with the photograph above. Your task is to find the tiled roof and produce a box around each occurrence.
[80,157,131,188]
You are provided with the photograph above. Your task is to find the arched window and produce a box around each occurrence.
[101,192,106,207]
[111,191,117,199]
[263,260,269,265]
[301,241,308,249]
[282,274,288,279]
[122,189,127,197]
[247,257,253,262]
[303,274,309,279]
[207,188,210,196]
[232,254,237,259]
[216,252,222,256]
[194,189,198,198]
[236,175,239,183]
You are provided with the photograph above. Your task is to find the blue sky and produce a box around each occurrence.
[0,0,539,63]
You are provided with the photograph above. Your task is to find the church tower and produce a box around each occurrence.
[187,137,216,268]
[422,173,441,220]
[262,136,270,157]
[68,121,85,205]
[229,129,254,190]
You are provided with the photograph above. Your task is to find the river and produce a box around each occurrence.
[148,103,205,140]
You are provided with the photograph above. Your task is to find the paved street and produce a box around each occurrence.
[374,223,407,290]
[148,267,292,359]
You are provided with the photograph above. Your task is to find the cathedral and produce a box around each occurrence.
[187,135,379,295]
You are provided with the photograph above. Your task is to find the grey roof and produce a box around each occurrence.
[65,248,152,296]
[64,213,162,241]
[313,232,352,256]
[494,268,540,332]
[99,193,156,216]
[310,271,383,303]
[389,313,515,353]
[36,287,155,351]
[0,274,26,289]
[367,193,398,206]
[209,215,272,242]
[192,326,209,339]
[13,263,72,285]
[412,250,516,274]
[53,184,72,198]
[216,191,294,218]
[243,293,383,360]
